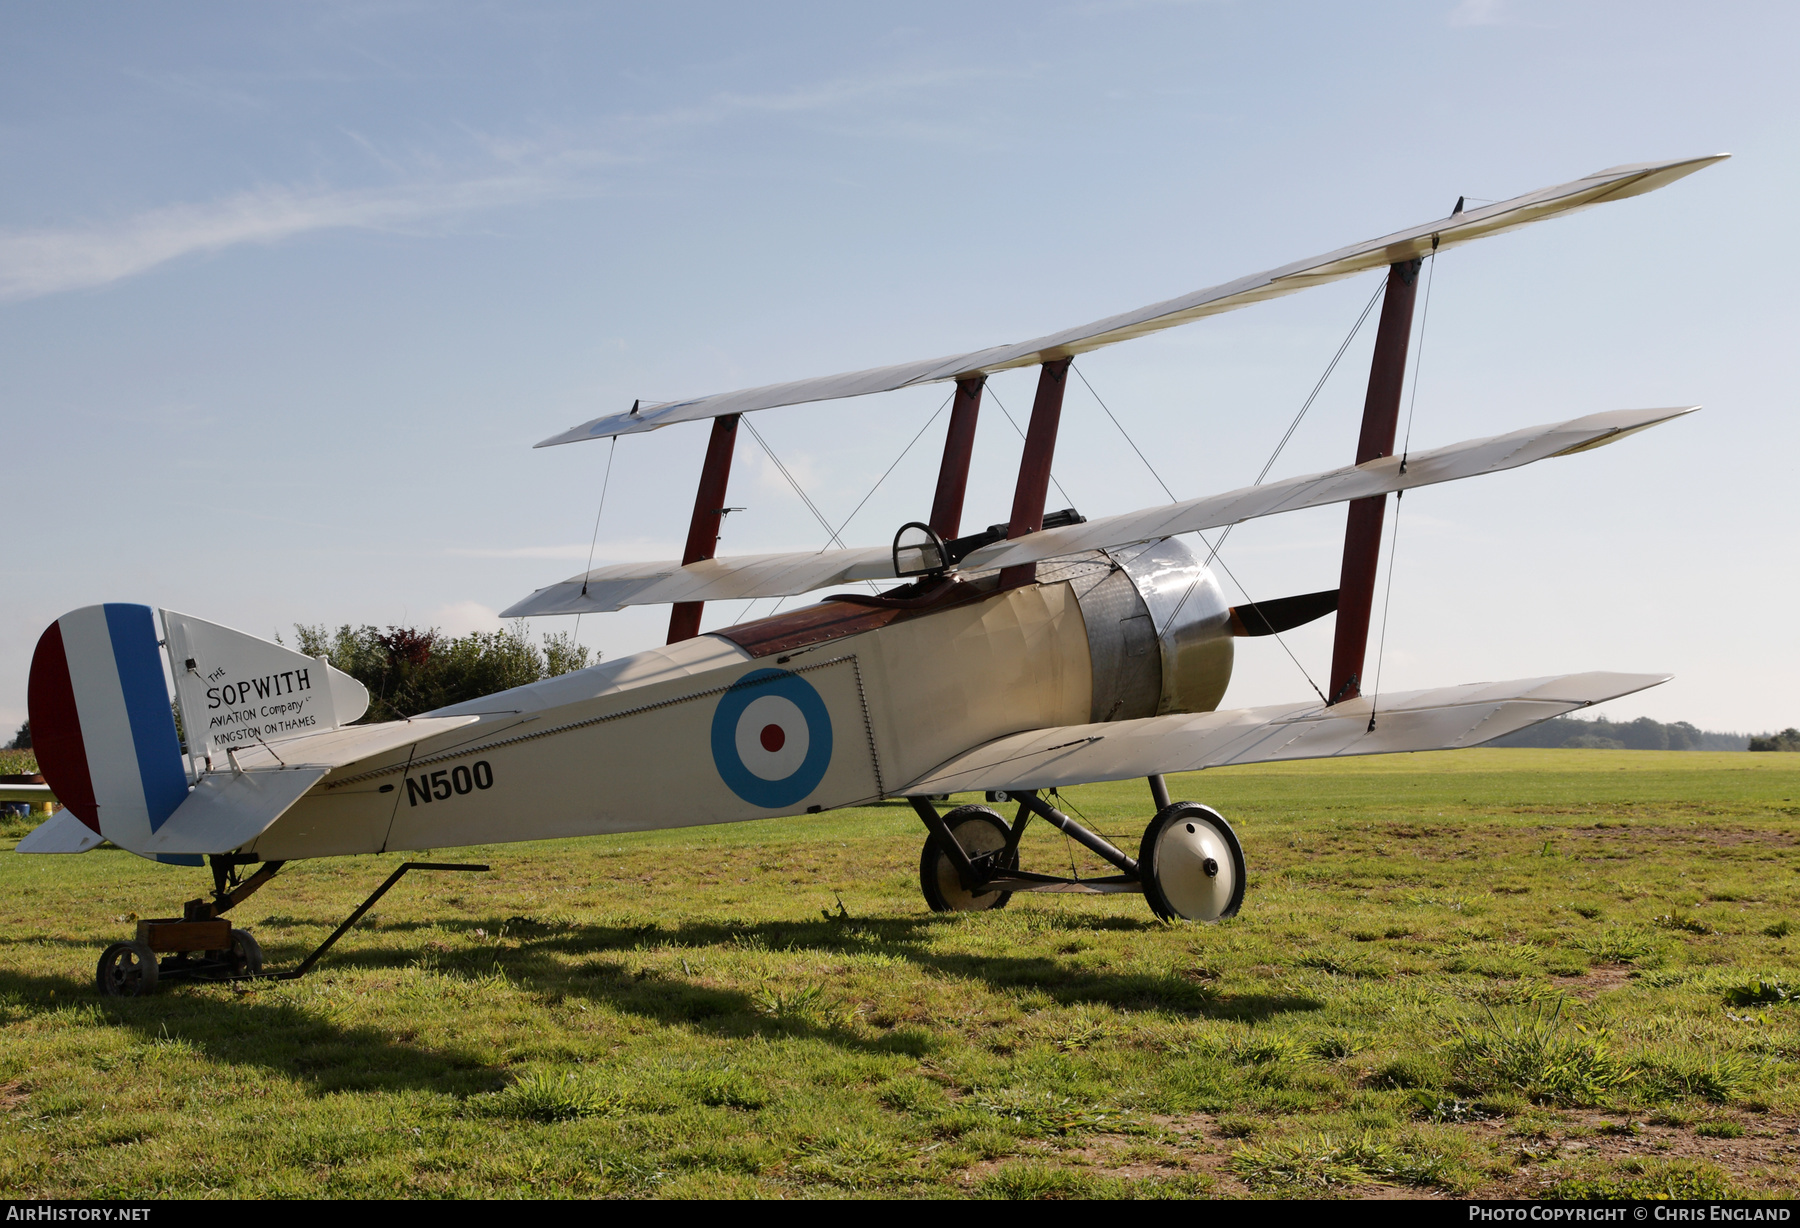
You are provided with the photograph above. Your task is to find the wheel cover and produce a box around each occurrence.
[1151,810,1241,921]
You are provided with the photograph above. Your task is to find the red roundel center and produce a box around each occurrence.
[759,723,786,753]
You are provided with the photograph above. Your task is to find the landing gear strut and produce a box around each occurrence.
[910,775,1248,922]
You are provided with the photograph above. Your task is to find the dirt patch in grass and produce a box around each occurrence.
[1558,965,1634,998]
[1568,824,1800,848]
[1474,1109,1800,1198]
[0,1080,29,1112]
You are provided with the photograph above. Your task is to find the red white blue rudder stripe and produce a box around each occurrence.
[28,605,190,852]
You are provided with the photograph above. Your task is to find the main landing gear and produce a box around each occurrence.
[94,856,487,997]
[911,776,1246,923]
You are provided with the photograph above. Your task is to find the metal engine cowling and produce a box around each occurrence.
[1048,538,1234,721]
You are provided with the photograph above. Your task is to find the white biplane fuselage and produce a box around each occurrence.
[250,546,1231,860]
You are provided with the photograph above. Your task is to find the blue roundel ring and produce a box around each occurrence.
[710,668,833,808]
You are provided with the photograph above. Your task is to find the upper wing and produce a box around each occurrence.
[903,671,1670,795]
[538,155,1725,446]
[502,405,1694,618]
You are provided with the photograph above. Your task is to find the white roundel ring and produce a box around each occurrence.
[733,694,810,781]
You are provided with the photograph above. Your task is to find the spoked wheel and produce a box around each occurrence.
[1139,802,1246,922]
[226,929,264,977]
[95,941,160,997]
[919,805,1017,913]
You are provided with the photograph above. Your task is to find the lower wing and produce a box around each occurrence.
[902,671,1668,795]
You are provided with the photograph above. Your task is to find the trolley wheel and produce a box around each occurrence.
[919,806,1016,913]
[228,929,264,977]
[96,941,160,997]
[1138,803,1246,922]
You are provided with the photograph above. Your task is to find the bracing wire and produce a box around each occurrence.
[986,384,1075,509]
[1072,363,1176,503]
[1201,273,1387,568]
[1206,543,1329,706]
[1071,360,1317,701]
[1368,240,1441,727]
[1142,274,1390,703]
[1071,358,1332,705]
[739,392,953,622]
[572,434,619,644]
[1366,489,1404,731]
[820,390,953,551]
[741,417,849,550]
[1050,786,1127,861]
[1399,244,1438,472]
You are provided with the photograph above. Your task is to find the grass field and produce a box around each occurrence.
[2,748,1797,1199]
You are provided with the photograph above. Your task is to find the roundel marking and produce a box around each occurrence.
[711,669,832,808]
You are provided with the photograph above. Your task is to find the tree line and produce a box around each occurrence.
[1487,714,1749,752]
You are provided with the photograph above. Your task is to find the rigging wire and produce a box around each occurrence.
[1368,239,1440,727]
[1071,363,1176,503]
[985,384,1075,509]
[820,390,953,551]
[1130,275,1391,703]
[1071,358,1330,704]
[1205,543,1329,706]
[741,416,848,550]
[1366,489,1404,731]
[1201,273,1388,568]
[1071,356,1327,700]
[572,434,619,645]
[1399,243,1439,472]
[1049,786,1128,863]
[1065,354,1324,698]
[739,391,954,622]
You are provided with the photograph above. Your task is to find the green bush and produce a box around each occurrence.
[293,622,593,721]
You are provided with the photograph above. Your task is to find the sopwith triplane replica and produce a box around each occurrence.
[18,155,1724,994]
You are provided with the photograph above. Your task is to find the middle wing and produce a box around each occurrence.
[903,671,1670,794]
[502,405,1693,618]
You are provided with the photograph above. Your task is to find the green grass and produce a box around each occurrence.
[2,748,1798,1198]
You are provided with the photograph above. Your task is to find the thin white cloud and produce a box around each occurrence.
[1449,0,1508,26]
[0,62,999,305]
[0,174,573,303]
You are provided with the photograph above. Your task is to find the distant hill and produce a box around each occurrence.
[1487,714,1747,751]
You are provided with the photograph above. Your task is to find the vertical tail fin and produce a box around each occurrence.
[27,605,371,856]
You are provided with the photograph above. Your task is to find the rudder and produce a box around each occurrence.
[28,604,188,849]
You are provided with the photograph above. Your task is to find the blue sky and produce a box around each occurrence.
[4,1,1795,735]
